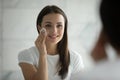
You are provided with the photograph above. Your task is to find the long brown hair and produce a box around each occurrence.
[36,5,70,79]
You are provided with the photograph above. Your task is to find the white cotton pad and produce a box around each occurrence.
[40,28,47,35]
[40,28,46,34]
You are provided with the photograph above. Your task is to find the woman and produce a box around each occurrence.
[91,0,120,62]
[18,5,84,80]
[79,0,120,80]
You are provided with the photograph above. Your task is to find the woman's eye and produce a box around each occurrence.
[45,24,51,27]
[57,25,62,28]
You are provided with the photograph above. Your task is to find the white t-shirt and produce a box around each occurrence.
[18,46,84,80]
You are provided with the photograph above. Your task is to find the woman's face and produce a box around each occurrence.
[41,13,65,45]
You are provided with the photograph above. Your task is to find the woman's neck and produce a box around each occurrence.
[46,43,57,55]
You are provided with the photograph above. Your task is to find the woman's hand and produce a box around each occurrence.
[35,27,47,56]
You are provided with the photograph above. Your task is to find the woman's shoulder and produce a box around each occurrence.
[19,46,37,53]
[69,50,84,73]
[69,50,83,66]
[18,46,38,65]
[69,50,82,59]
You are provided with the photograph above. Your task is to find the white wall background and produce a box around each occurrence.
[0,0,102,80]
[0,0,3,79]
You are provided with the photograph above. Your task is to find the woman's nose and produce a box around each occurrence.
[51,26,57,33]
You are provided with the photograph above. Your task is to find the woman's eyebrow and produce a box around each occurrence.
[57,22,63,24]
[45,21,51,24]
[45,21,63,24]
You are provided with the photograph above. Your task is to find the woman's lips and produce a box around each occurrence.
[48,35,58,39]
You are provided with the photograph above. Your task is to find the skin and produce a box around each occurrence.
[91,30,108,62]
[19,13,65,80]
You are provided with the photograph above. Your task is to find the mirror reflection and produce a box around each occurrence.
[1,0,118,80]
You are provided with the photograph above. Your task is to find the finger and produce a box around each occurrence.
[35,27,47,45]
[37,25,42,34]
[40,28,47,41]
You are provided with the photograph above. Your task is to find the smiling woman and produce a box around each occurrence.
[41,13,65,45]
[18,5,84,80]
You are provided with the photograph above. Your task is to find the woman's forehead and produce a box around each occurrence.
[42,13,65,23]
